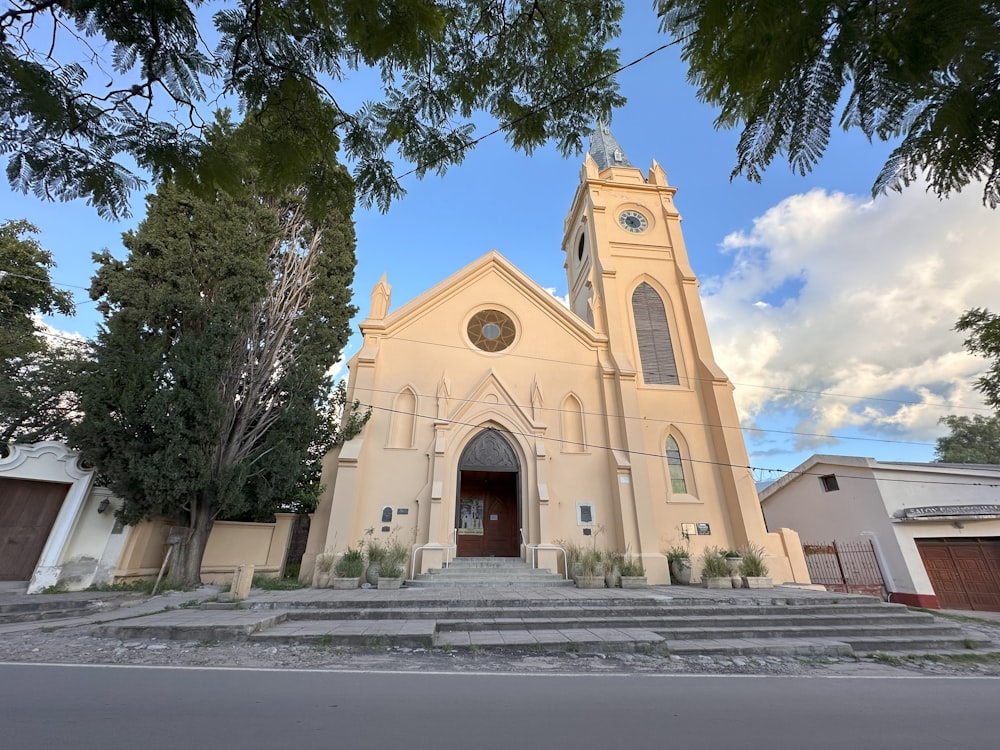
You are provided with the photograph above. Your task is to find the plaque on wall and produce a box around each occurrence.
[696,523,711,535]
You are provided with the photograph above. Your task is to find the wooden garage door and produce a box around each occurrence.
[916,538,1000,612]
[0,479,69,580]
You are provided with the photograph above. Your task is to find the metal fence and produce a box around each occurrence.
[801,539,887,600]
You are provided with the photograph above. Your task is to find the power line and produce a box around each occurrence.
[361,401,1000,488]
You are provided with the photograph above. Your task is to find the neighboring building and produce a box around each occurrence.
[760,455,1000,612]
[0,441,295,591]
[0,441,125,592]
[303,126,809,585]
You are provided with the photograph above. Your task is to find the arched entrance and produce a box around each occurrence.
[456,428,520,557]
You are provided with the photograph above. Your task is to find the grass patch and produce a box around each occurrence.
[251,574,308,591]
[316,634,334,648]
[39,584,69,594]
[909,606,1000,627]
[178,599,202,609]
[86,579,191,594]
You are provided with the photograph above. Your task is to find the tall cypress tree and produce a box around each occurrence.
[71,119,357,585]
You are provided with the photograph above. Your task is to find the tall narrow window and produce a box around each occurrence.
[560,393,586,453]
[666,436,687,494]
[387,387,416,448]
[631,282,679,385]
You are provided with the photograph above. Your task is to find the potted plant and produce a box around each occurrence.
[376,539,409,589]
[604,550,625,588]
[739,543,773,588]
[724,549,743,574]
[700,547,733,588]
[575,548,605,588]
[557,540,584,582]
[666,545,692,585]
[619,554,647,588]
[331,547,364,589]
[363,537,385,586]
[313,553,335,588]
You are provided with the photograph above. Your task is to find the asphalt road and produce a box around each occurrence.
[1,664,997,750]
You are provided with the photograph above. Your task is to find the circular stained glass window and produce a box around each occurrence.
[467,309,516,352]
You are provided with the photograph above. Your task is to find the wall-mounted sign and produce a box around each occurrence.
[893,504,1000,521]
[396,508,409,515]
[696,523,711,535]
[680,523,697,538]
[381,506,393,523]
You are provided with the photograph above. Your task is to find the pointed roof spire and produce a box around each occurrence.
[588,118,633,171]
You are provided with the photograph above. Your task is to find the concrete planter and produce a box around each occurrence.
[313,571,332,589]
[620,576,647,588]
[376,576,404,590]
[705,576,733,589]
[331,577,359,590]
[743,576,773,589]
[575,575,606,589]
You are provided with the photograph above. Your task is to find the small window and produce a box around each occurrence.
[819,474,839,492]
[666,436,687,494]
[577,234,585,262]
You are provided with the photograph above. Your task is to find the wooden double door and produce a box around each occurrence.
[916,538,1000,612]
[455,471,518,558]
[0,479,68,580]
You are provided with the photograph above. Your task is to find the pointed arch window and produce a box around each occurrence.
[666,436,688,494]
[387,387,416,448]
[632,282,679,385]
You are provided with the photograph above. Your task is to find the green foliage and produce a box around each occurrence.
[955,308,1000,410]
[620,555,645,577]
[69,119,358,585]
[656,1,1000,207]
[935,414,1000,464]
[0,220,74,358]
[699,546,730,578]
[377,540,410,579]
[333,547,365,578]
[2,1,625,219]
[665,545,690,563]
[737,543,769,578]
[251,574,308,590]
[0,220,85,449]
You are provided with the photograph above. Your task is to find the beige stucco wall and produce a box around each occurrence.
[116,514,296,584]
[304,156,808,587]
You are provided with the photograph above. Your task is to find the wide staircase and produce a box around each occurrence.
[406,557,571,588]
[97,589,997,658]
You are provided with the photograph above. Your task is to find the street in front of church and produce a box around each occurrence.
[1,662,997,750]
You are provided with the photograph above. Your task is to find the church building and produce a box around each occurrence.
[303,126,808,585]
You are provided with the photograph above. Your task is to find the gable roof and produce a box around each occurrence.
[361,250,606,350]
[759,453,1000,503]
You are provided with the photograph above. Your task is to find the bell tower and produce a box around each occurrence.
[561,121,778,575]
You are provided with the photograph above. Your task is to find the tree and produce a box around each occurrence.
[656,1,1000,207]
[2,1,625,219]
[0,219,73,360]
[0,219,82,451]
[956,308,1000,410]
[71,122,359,585]
[935,414,1000,464]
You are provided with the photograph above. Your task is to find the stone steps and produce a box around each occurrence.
[96,589,998,657]
[407,558,570,587]
[0,597,103,625]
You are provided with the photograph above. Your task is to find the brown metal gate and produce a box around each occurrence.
[0,479,69,580]
[916,538,1000,612]
[802,539,887,600]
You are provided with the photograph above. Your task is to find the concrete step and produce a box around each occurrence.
[0,598,103,625]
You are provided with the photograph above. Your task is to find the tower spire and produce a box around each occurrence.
[588,119,633,171]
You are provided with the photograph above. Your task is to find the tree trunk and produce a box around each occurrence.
[166,498,215,587]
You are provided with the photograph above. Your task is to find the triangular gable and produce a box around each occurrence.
[448,368,544,436]
[361,250,605,350]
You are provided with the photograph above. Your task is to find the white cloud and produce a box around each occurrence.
[703,187,1000,452]
[544,286,570,309]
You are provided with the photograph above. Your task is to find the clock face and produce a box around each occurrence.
[618,210,648,233]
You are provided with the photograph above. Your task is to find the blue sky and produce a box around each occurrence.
[4,4,999,480]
